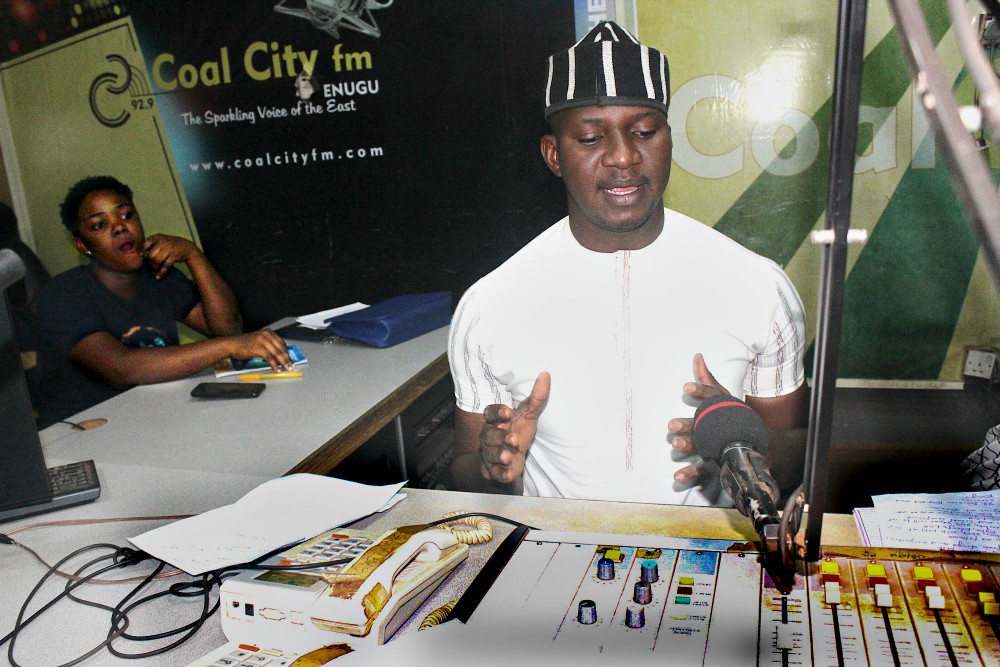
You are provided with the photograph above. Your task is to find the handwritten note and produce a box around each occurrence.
[871,490,1000,552]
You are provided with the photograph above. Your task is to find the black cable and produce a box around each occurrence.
[5,544,129,667]
[426,511,534,531]
[107,571,214,660]
[100,511,532,658]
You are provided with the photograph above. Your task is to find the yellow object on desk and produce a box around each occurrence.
[238,371,303,381]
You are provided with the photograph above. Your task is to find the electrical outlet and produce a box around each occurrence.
[964,347,998,380]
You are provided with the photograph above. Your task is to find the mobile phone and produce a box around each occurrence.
[190,382,266,399]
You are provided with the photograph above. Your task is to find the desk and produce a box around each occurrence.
[7,324,864,664]
[0,479,861,667]
[39,325,449,478]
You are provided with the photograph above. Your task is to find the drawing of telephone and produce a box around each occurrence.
[219,524,469,650]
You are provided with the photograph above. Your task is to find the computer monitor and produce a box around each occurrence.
[0,249,53,514]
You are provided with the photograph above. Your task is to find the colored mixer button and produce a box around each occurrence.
[980,592,999,616]
[597,557,615,580]
[674,595,692,605]
[678,576,695,587]
[960,568,986,594]
[578,599,597,625]
[676,585,693,595]
[625,605,646,629]
[866,563,888,587]
[634,581,653,605]
[640,559,659,583]
[913,565,935,590]
[819,561,840,580]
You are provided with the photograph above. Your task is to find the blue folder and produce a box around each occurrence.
[323,292,451,348]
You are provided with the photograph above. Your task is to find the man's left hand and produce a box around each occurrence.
[668,353,731,486]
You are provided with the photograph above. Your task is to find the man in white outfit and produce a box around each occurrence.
[448,21,809,505]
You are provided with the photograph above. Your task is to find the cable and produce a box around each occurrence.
[4,514,193,537]
[1,531,182,584]
[3,511,530,663]
[436,510,494,544]
[419,599,457,629]
[2,514,191,583]
[4,544,143,667]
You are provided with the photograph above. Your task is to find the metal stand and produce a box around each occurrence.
[805,0,1000,562]
[803,0,868,562]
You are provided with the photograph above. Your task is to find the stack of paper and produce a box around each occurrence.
[853,490,1000,552]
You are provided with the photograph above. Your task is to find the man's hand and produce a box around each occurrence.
[479,372,551,484]
[144,234,201,279]
[668,353,731,486]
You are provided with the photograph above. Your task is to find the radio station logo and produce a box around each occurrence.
[89,54,156,129]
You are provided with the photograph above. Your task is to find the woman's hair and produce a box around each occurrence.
[59,176,133,237]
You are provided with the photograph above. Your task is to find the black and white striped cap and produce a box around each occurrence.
[544,21,670,119]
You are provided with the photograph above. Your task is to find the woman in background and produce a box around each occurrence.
[34,176,294,427]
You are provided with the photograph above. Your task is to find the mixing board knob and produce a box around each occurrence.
[824,581,841,605]
[924,585,946,610]
[819,560,840,583]
[979,592,999,616]
[874,583,894,608]
[578,599,597,625]
[960,567,986,594]
[775,622,794,650]
[866,562,888,587]
[625,605,645,629]
[633,581,652,605]
[597,557,615,580]
[640,559,659,583]
[912,565,936,591]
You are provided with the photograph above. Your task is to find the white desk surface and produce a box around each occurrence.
[1,459,271,667]
[1,468,860,667]
[38,325,449,478]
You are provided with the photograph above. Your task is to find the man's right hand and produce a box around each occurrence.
[479,372,551,484]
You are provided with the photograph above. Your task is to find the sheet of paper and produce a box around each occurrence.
[297,302,368,329]
[130,474,406,575]
[872,490,1000,552]
[852,507,882,547]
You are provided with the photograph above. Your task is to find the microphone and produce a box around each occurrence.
[692,394,795,592]
[692,394,780,532]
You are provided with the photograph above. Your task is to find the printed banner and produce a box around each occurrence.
[633,1,1000,383]
[2,0,999,381]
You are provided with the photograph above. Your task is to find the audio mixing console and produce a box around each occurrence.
[460,529,1000,666]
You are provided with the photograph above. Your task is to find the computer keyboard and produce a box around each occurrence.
[0,460,102,523]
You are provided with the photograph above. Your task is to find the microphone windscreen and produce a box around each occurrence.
[692,394,769,460]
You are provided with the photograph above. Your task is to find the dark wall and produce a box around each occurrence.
[130,1,575,329]
[822,386,998,512]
